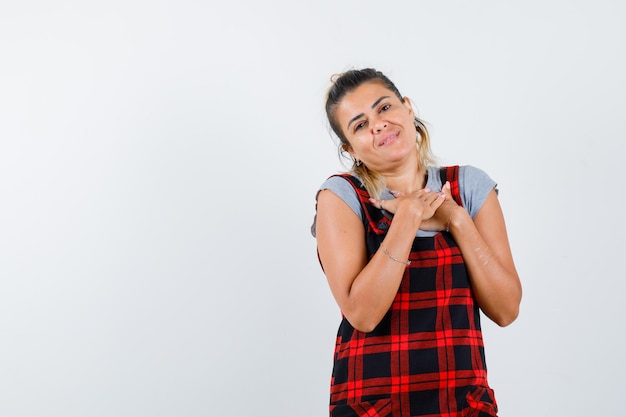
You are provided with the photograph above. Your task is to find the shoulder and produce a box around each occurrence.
[311,174,364,237]
[459,165,496,185]
[426,165,494,188]
[458,165,498,219]
[458,165,497,194]
[319,174,363,198]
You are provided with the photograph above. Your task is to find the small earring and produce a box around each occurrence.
[414,118,421,144]
[355,159,362,167]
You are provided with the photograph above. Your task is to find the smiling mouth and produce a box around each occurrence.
[379,133,398,146]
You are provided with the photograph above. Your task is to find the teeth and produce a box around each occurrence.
[381,134,395,146]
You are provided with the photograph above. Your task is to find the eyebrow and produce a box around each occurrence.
[346,96,391,130]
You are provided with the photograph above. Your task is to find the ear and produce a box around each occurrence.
[341,142,357,159]
[403,96,414,116]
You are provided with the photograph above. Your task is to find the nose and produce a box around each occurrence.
[373,118,387,132]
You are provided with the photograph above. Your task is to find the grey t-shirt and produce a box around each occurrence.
[311,165,497,238]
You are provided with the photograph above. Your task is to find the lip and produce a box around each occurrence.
[378,132,399,147]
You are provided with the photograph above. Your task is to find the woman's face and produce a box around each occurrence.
[336,81,417,172]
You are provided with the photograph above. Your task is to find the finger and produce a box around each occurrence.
[419,191,443,202]
[441,181,453,198]
[421,191,445,204]
[368,198,387,210]
[429,194,446,209]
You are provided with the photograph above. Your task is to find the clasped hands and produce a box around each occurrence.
[369,181,461,232]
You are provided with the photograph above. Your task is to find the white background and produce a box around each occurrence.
[1,1,625,416]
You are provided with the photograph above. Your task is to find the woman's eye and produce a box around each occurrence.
[355,121,366,131]
[381,104,391,112]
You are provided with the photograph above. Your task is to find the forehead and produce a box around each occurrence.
[344,81,396,105]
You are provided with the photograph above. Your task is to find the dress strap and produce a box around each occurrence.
[439,165,463,207]
[331,174,391,235]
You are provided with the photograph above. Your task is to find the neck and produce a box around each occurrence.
[382,162,427,193]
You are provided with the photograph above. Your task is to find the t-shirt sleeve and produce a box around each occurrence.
[310,176,362,237]
[459,165,498,219]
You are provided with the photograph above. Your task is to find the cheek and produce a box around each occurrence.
[348,133,370,150]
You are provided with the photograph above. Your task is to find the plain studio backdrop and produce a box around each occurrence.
[1,1,625,416]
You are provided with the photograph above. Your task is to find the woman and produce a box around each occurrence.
[313,68,522,417]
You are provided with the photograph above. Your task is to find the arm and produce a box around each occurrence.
[445,188,522,326]
[315,188,443,332]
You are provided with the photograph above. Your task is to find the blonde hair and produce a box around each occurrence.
[325,69,436,198]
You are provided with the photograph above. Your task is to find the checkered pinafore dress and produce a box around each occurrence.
[329,166,498,417]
